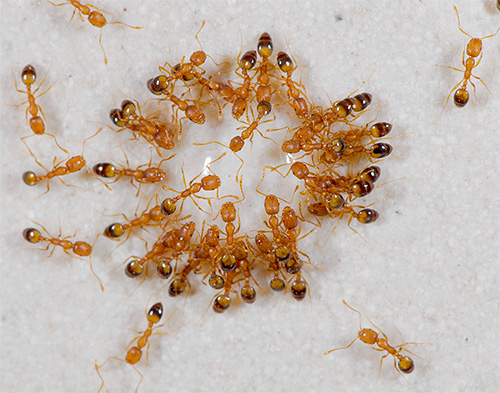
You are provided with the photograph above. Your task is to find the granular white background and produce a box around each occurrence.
[1,1,499,392]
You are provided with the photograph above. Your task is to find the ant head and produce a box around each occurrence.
[220,202,236,223]
[264,194,280,215]
[88,11,107,28]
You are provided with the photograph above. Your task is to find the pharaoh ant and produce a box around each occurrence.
[161,153,231,215]
[102,192,190,242]
[213,202,250,278]
[147,74,207,136]
[230,49,257,120]
[14,65,67,154]
[95,302,173,393]
[101,159,225,242]
[441,6,500,110]
[156,21,234,106]
[124,221,197,283]
[276,51,312,119]
[254,194,310,299]
[22,225,103,290]
[48,0,142,65]
[109,99,177,153]
[22,129,101,193]
[229,101,274,152]
[93,152,175,196]
[324,300,418,377]
[255,32,275,97]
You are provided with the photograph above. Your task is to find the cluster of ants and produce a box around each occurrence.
[15,1,499,390]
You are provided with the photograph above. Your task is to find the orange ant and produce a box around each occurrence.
[324,300,418,377]
[125,221,197,281]
[49,0,142,65]
[230,49,257,120]
[22,130,100,192]
[23,155,86,190]
[109,99,176,152]
[23,225,103,290]
[147,74,206,134]
[253,194,309,299]
[276,51,312,119]
[102,193,188,241]
[93,153,174,196]
[96,302,171,393]
[161,153,230,215]
[229,101,274,152]
[441,6,500,109]
[14,64,67,154]
[307,198,379,224]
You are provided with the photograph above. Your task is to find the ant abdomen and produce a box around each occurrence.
[240,286,256,303]
[23,228,41,243]
[213,294,231,313]
[93,163,116,178]
[125,260,144,277]
[291,280,307,300]
[453,88,469,107]
[169,278,187,296]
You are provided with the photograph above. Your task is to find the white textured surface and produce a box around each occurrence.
[1,1,499,392]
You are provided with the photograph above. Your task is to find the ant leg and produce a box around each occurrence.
[470,74,493,97]
[437,79,466,119]
[95,357,114,393]
[377,353,390,381]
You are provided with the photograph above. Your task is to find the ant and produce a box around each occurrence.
[23,155,86,190]
[162,153,229,215]
[109,99,176,153]
[49,0,142,65]
[96,302,171,393]
[441,6,500,109]
[231,49,257,120]
[324,300,417,377]
[125,221,196,282]
[93,153,174,196]
[147,74,206,136]
[276,51,311,119]
[22,130,100,192]
[307,199,379,224]
[229,101,273,152]
[14,65,67,154]
[23,226,103,290]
